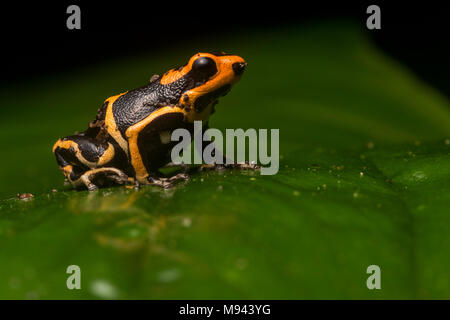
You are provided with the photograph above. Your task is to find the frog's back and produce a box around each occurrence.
[111,77,192,136]
[111,84,161,136]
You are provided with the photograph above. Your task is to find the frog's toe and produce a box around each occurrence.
[147,176,170,188]
[107,171,129,185]
[87,183,99,192]
[168,173,189,182]
[163,182,174,189]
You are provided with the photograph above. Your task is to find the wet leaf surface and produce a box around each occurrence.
[0,21,449,298]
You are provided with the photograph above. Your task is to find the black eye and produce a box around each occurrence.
[192,57,217,79]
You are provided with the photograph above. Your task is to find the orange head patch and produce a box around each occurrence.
[160,52,247,121]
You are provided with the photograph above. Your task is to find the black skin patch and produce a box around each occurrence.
[136,112,194,173]
[69,164,89,181]
[113,81,189,138]
[193,84,231,112]
[55,147,79,168]
[62,135,108,163]
[106,137,134,176]
[54,147,89,181]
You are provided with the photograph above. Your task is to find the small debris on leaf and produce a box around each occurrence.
[17,193,34,200]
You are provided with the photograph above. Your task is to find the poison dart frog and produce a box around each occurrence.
[53,52,257,190]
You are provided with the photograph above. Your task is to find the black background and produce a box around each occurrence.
[1,1,449,96]
[0,299,448,317]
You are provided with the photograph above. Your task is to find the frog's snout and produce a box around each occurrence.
[232,62,247,76]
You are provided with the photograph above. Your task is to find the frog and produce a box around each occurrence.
[53,52,255,190]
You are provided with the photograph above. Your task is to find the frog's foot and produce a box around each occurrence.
[147,173,189,189]
[168,172,190,183]
[76,167,129,191]
[199,161,260,172]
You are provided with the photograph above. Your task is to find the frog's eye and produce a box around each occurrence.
[192,57,217,79]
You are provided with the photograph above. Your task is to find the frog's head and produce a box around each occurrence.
[160,52,247,121]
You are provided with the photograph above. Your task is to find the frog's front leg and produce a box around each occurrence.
[125,107,191,187]
[196,130,260,172]
[77,167,129,191]
[53,136,129,190]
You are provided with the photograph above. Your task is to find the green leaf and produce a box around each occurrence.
[0,21,449,299]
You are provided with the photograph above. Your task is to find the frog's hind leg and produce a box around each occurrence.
[53,136,129,190]
[75,167,129,191]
